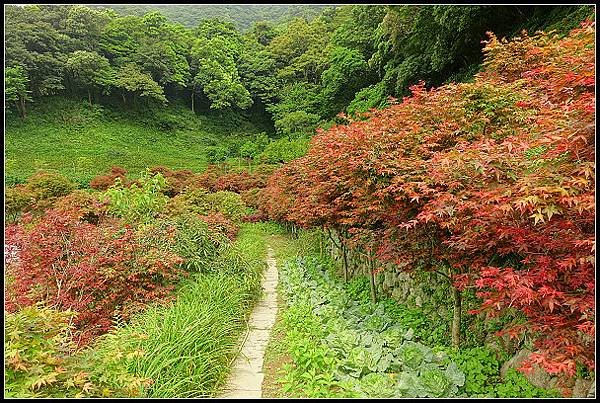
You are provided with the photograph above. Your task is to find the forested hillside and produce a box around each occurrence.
[6,4,593,140]
[4,3,596,400]
[92,4,331,30]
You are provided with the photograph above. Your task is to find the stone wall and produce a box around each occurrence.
[325,234,449,308]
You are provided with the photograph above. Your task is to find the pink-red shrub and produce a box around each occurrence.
[4,206,185,347]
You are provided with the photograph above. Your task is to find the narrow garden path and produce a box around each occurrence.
[221,246,279,398]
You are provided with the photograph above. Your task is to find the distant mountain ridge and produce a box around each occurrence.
[92,4,334,30]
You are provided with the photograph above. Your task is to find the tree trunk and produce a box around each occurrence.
[342,241,349,283]
[18,98,26,119]
[191,90,195,113]
[15,100,22,119]
[319,234,324,258]
[451,286,462,348]
[122,93,126,106]
[368,253,377,303]
[88,89,92,106]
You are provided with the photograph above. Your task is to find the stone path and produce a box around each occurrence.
[221,247,278,398]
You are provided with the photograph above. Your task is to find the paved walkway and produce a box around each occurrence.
[221,247,278,398]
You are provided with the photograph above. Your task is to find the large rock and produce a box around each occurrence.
[586,381,595,398]
[383,271,396,288]
[500,349,558,390]
[391,286,405,301]
[572,378,594,398]
[485,332,520,357]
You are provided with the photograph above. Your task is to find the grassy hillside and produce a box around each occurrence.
[5,98,272,187]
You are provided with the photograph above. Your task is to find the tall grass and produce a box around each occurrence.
[89,274,252,397]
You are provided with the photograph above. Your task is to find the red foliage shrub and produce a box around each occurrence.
[214,171,269,193]
[192,165,221,191]
[52,190,109,225]
[4,206,185,347]
[199,212,239,240]
[261,22,595,379]
[190,164,272,193]
[89,166,128,190]
[242,212,268,223]
[240,187,262,210]
[149,165,196,197]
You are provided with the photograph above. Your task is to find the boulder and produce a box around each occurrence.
[572,378,594,398]
[500,349,558,390]
[485,332,521,357]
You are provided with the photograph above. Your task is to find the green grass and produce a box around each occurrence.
[5,97,271,187]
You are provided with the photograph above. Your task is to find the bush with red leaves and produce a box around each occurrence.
[261,22,595,380]
[190,164,274,193]
[149,166,196,197]
[4,206,185,347]
[199,212,239,240]
[89,166,128,190]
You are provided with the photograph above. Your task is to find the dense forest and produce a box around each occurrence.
[5,4,593,135]
[4,3,596,400]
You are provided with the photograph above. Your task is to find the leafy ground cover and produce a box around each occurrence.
[265,248,561,398]
[271,255,466,398]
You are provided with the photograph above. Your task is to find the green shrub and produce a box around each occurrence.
[205,145,230,164]
[163,188,212,217]
[495,369,561,398]
[5,305,76,397]
[4,172,77,220]
[346,81,389,117]
[345,276,371,303]
[5,173,26,187]
[171,214,230,273]
[239,132,270,159]
[205,191,249,222]
[114,274,256,397]
[104,171,168,224]
[27,171,76,202]
[4,305,146,398]
[5,185,35,222]
[258,136,310,163]
[274,111,321,138]
[445,346,500,397]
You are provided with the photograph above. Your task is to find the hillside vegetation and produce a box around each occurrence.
[5,98,271,186]
[3,3,596,400]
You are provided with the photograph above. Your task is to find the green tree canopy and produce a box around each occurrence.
[65,50,114,103]
[320,46,372,117]
[5,65,32,119]
[190,23,252,110]
[113,63,167,105]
